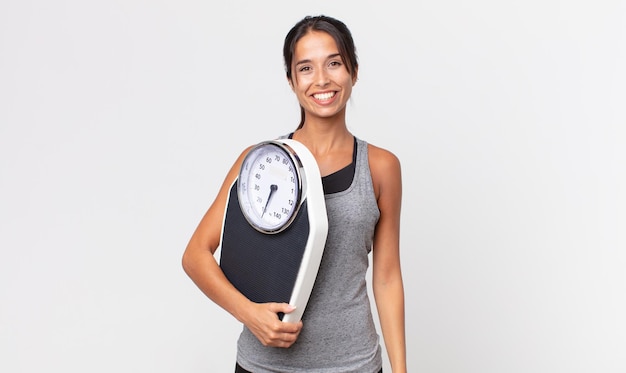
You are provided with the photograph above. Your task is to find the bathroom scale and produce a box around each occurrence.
[219,138,328,323]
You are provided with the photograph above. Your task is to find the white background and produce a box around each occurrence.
[1,1,625,372]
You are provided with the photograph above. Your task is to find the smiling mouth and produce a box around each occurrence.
[313,92,336,101]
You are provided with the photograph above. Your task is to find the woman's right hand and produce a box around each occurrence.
[242,302,303,348]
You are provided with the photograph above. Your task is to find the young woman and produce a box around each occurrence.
[182,15,406,373]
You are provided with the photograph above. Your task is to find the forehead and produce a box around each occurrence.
[294,31,339,59]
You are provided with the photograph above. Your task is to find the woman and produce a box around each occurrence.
[182,15,406,373]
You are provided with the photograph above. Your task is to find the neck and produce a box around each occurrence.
[292,121,352,157]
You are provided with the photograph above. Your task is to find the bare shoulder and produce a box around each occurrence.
[366,143,402,198]
[216,144,257,198]
[367,143,401,175]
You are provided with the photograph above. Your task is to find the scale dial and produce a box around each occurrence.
[237,141,303,234]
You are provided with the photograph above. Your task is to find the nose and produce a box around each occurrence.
[314,69,330,87]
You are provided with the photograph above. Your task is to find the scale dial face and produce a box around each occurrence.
[237,141,303,234]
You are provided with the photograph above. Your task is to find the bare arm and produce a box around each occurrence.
[181,147,302,348]
[369,145,407,373]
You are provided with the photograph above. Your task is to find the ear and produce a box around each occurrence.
[352,67,359,86]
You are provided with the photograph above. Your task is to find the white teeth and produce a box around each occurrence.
[313,92,335,100]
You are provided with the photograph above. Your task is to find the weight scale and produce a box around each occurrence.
[219,139,328,323]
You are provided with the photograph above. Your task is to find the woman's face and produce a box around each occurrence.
[289,31,357,123]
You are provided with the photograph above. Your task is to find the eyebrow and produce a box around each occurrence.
[295,53,342,67]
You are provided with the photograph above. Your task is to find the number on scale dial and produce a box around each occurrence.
[237,141,303,233]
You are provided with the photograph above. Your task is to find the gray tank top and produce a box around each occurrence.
[236,137,383,373]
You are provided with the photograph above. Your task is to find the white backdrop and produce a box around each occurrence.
[1,1,625,372]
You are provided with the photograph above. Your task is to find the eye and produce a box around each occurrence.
[328,60,343,68]
[298,65,312,73]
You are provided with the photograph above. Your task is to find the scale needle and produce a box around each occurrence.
[261,184,278,217]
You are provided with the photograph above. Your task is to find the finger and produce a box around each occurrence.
[278,320,302,334]
[271,329,301,348]
[259,326,299,345]
[268,302,296,314]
